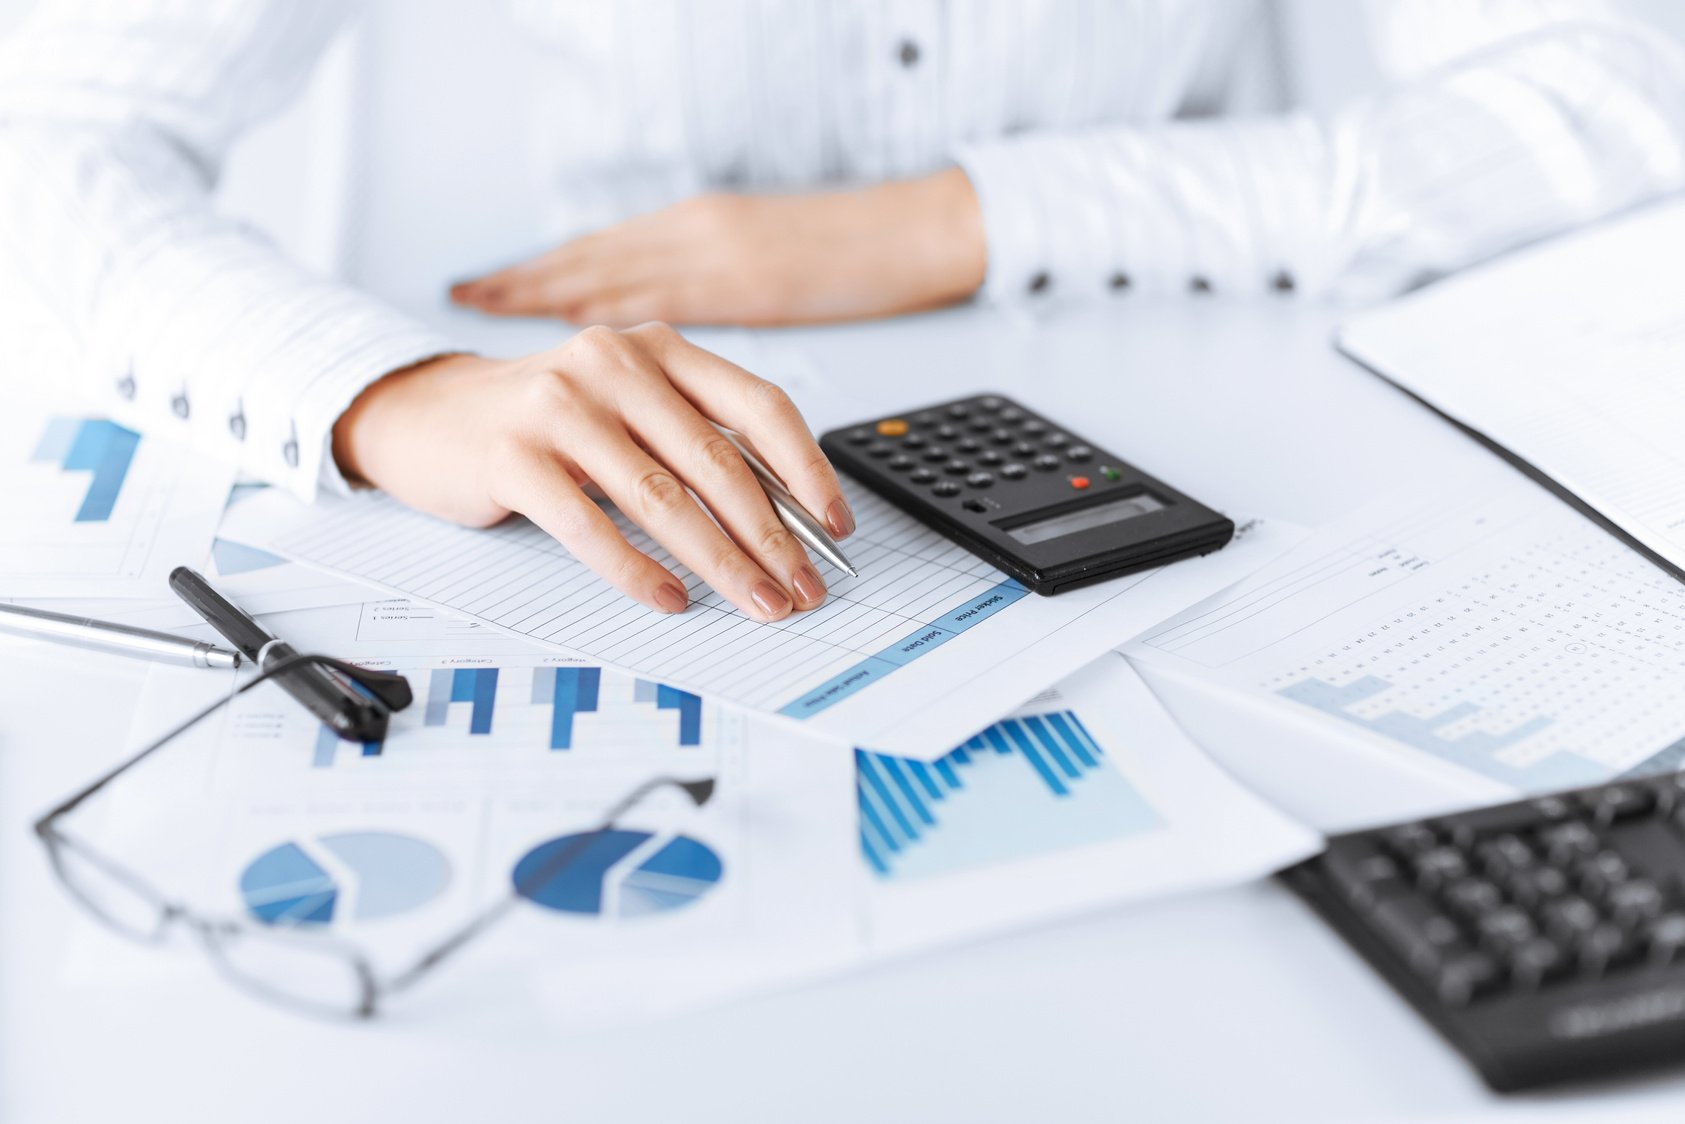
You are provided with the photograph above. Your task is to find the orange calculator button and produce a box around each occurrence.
[876,418,909,437]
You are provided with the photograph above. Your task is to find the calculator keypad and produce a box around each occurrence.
[858,404,1135,503]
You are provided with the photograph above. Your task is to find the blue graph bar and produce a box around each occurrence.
[311,723,382,768]
[449,668,499,734]
[654,685,703,746]
[542,666,602,750]
[32,418,140,523]
[858,709,1149,878]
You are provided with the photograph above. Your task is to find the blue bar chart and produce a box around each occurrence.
[426,668,500,734]
[534,666,602,749]
[31,417,139,523]
[857,710,1160,880]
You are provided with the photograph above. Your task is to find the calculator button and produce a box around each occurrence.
[846,428,873,445]
[936,424,960,439]
[944,460,971,475]
[1069,475,1091,489]
[968,418,994,433]
[967,472,995,488]
[876,418,909,437]
[910,467,936,483]
[866,442,893,458]
[1045,433,1070,448]
[1100,465,1123,482]
[1066,445,1093,461]
[999,407,1024,422]
[963,498,990,513]
[913,412,940,428]
[887,454,914,470]
[923,447,949,462]
[1013,442,1037,457]
[932,481,961,497]
[979,450,1003,466]
[990,428,1014,445]
[1019,419,1044,435]
[1001,463,1028,479]
[957,438,981,453]
[903,433,927,448]
[946,403,970,418]
[1034,454,1061,470]
[979,396,1005,412]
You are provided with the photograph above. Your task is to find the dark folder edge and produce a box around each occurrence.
[1333,336,1685,589]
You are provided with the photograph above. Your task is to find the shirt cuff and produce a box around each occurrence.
[952,117,1334,303]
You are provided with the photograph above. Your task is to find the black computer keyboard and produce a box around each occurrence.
[1284,773,1685,1092]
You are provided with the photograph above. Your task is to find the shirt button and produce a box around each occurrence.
[1272,270,1296,293]
[898,39,920,67]
[171,392,190,419]
[1189,276,1212,294]
[115,373,136,400]
[1028,271,1052,295]
[1109,272,1131,293]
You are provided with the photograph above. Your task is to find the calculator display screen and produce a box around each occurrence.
[1002,492,1166,546]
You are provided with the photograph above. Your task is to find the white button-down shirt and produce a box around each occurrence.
[1,0,1681,500]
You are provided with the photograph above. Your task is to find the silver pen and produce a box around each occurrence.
[721,430,860,578]
[0,602,242,669]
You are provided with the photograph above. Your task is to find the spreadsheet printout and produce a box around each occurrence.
[1126,476,1685,795]
[222,483,1290,758]
[1339,197,1685,579]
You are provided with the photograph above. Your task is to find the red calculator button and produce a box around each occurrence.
[1069,476,1091,490]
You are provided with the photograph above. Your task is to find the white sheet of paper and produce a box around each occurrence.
[1339,196,1685,577]
[70,606,864,1029]
[856,652,1319,954]
[1126,474,1685,797]
[221,484,1293,757]
[0,398,233,598]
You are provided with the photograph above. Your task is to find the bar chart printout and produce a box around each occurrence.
[307,661,712,767]
[0,404,233,596]
[858,710,1160,880]
[1131,483,1685,793]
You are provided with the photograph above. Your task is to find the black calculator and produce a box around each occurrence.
[819,394,1234,594]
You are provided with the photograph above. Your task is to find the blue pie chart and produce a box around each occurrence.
[512,829,722,917]
[239,831,451,928]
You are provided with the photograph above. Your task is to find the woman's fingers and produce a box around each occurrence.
[629,323,854,539]
[493,453,691,615]
[620,379,827,610]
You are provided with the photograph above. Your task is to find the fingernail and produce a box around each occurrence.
[792,564,826,605]
[655,583,687,613]
[751,581,792,619]
[826,499,856,539]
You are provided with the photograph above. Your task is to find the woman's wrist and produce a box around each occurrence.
[878,167,987,305]
[332,352,488,487]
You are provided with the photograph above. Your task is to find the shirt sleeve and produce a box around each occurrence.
[0,0,460,500]
[951,5,1685,304]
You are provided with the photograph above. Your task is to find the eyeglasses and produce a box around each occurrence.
[34,651,715,1019]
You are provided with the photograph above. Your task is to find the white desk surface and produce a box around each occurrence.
[5,297,1684,1124]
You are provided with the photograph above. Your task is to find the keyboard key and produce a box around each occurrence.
[1372,896,1465,973]
[1576,850,1631,898]
[1607,880,1665,925]
[1644,912,1685,963]
[1579,922,1640,974]
[1323,842,1406,908]
[1444,879,1504,918]
[1476,906,1537,952]
[1539,821,1599,865]
[1432,951,1502,1006]
[1584,784,1656,826]
[1413,847,1470,890]
[1543,896,1601,943]
[1385,823,1440,856]
[1507,865,1570,908]
[1509,936,1568,988]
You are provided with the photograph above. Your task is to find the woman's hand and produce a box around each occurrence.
[449,168,986,327]
[331,323,853,621]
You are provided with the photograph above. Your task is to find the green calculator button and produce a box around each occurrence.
[1100,465,1123,482]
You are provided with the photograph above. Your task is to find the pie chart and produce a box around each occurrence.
[239,831,451,928]
[512,829,722,917]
